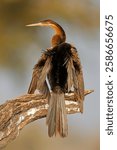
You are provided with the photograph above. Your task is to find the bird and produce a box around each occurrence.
[27,19,84,137]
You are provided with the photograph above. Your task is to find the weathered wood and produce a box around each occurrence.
[0,90,93,149]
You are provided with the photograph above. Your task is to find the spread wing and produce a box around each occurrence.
[67,47,84,113]
[28,55,52,99]
[28,64,42,94]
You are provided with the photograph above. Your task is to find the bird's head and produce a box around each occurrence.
[26,19,66,47]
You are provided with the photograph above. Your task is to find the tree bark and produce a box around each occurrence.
[0,90,93,149]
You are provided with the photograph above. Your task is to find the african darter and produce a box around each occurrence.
[27,19,84,137]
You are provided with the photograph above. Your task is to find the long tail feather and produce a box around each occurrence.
[46,87,68,137]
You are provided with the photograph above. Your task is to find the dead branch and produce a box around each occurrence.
[0,90,93,149]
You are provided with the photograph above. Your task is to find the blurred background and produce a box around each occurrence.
[0,0,99,150]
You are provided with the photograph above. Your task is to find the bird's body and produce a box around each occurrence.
[27,19,84,137]
[47,43,71,91]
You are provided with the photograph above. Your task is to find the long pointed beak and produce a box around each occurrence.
[26,22,43,27]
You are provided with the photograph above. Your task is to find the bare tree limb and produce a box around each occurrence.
[0,90,93,149]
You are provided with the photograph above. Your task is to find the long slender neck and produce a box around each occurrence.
[49,22,66,47]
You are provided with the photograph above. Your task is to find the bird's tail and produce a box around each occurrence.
[46,87,68,137]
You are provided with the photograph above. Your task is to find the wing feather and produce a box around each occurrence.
[28,56,52,99]
[28,65,41,94]
[67,47,84,112]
